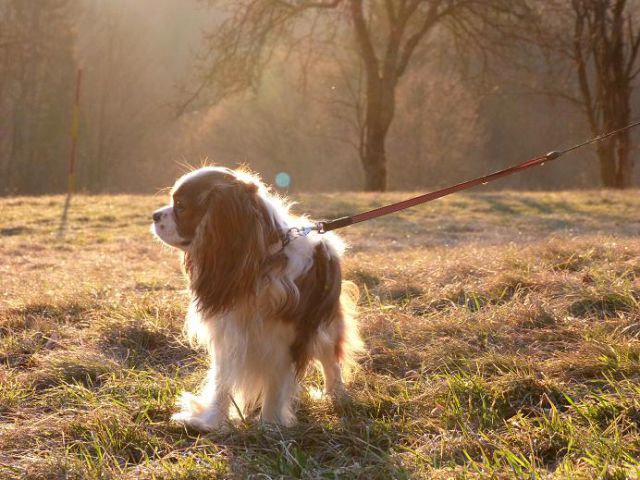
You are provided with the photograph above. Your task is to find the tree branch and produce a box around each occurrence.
[349,0,379,79]
[275,0,344,12]
[396,0,470,78]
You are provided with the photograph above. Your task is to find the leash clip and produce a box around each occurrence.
[545,150,561,160]
[283,224,319,247]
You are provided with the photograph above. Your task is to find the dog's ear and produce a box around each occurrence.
[185,178,279,315]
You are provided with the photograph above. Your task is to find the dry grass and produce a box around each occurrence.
[1,190,640,479]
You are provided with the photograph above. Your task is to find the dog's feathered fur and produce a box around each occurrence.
[151,166,362,430]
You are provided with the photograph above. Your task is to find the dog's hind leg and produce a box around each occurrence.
[317,340,347,399]
[316,289,363,400]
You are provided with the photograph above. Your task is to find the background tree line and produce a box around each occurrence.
[0,0,638,195]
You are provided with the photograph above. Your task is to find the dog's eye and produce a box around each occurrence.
[174,200,185,213]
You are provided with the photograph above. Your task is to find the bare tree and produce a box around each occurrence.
[390,63,486,188]
[501,1,640,188]
[0,0,77,194]
[76,0,161,191]
[570,0,640,188]
[187,0,508,191]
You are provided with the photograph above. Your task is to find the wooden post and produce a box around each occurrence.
[68,68,82,194]
[58,68,82,239]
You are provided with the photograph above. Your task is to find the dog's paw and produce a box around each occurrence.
[171,392,229,432]
[259,410,297,428]
[171,410,228,432]
[325,383,348,403]
[325,386,355,414]
[174,391,206,415]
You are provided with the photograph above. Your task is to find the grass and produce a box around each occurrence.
[1,190,640,479]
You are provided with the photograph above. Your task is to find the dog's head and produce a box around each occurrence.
[152,166,282,313]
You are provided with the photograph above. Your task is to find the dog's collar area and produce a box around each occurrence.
[280,224,320,249]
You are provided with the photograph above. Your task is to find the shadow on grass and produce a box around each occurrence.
[0,226,31,236]
[518,197,580,215]
[568,292,638,318]
[166,403,412,479]
[99,322,197,373]
[2,301,97,333]
[56,192,72,239]
[481,195,518,215]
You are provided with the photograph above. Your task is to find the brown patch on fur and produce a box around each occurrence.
[334,332,344,361]
[286,242,342,376]
[184,174,281,316]
[259,251,300,319]
[172,174,215,242]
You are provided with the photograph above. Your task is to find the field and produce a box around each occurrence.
[1,190,640,479]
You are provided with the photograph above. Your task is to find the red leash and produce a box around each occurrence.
[313,120,640,234]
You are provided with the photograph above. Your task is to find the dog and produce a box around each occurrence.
[151,166,362,431]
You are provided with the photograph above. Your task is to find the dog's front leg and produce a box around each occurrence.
[261,368,297,427]
[172,360,231,432]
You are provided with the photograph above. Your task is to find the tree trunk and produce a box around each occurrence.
[360,72,396,191]
[598,142,618,188]
[597,132,633,189]
[361,130,387,191]
[572,0,637,189]
[615,130,633,188]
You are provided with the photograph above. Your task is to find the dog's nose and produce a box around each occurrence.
[152,211,163,223]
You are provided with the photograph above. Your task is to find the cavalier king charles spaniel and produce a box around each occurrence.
[151,166,362,431]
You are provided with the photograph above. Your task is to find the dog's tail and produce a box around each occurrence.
[337,280,364,379]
